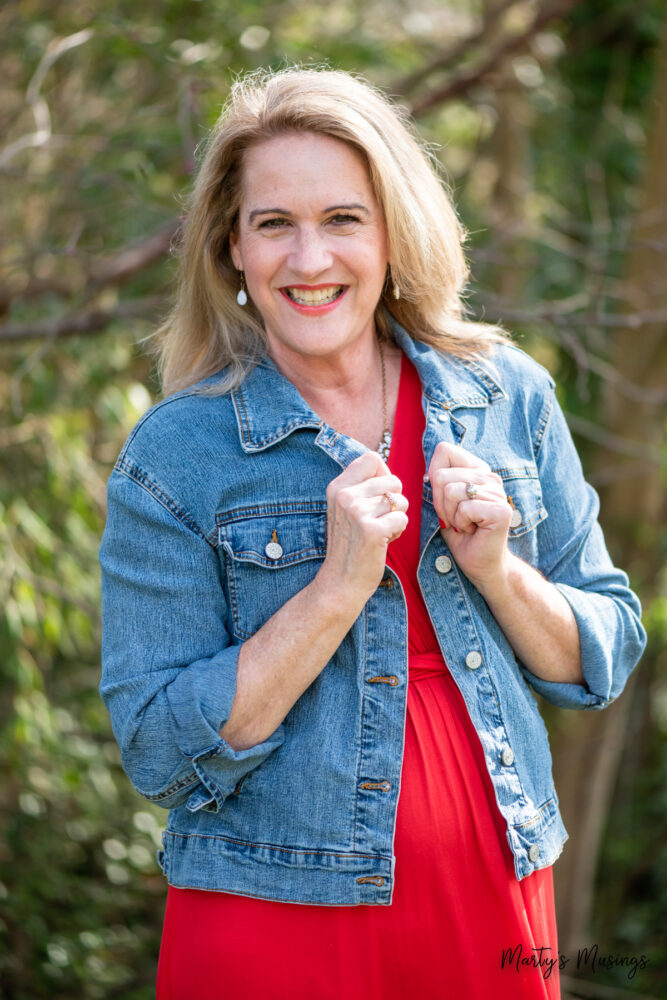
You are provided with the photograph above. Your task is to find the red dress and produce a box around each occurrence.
[157,356,561,999]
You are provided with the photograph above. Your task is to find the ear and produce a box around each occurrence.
[229,229,242,271]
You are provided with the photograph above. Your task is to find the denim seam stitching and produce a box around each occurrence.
[458,357,505,398]
[221,546,243,638]
[226,547,327,564]
[216,502,328,523]
[164,829,391,861]
[250,421,321,448]
[451,565,503,720]
[511,798,556,830]
[143,771,200,801]
[352,605,369,851]
[533,386,555,459]
[117,388,204,461]
[233,386,252,448]
[115,459,211,546]
[424,389,489,409]
[494,465,539,479]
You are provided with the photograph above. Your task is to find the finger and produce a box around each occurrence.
[431,469,504,532]
[334,477,404,520]
[331,452,390,495]
[440,480,506,509]
[349,450,390,479]
[368,510,409,544]
[431,468,504,503]
[385,512,409,543]
[352,474,404,500]
[374,491,409,517]
[440,483,500,534]
[427,441,490,481]
[449,497,513,534]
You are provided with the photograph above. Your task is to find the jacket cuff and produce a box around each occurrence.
[186,728,286,812]
[522,581,645,710]
[165,645,285,810]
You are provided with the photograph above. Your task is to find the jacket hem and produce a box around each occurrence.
[160,830,395,905]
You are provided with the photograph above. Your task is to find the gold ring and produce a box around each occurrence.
[384,492,397,512]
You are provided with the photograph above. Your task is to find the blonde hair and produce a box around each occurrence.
[155,66,507,395]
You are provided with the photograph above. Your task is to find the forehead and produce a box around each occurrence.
[238,131,377,206]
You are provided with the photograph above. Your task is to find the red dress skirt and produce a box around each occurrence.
[157,356,560,999]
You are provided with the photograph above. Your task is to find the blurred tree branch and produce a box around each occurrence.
[395,0,518,97]
[0,296,165,344]
[406,0,583,115]
[86,222,179,293]
[0,223,178,315]
[0,28,94,170]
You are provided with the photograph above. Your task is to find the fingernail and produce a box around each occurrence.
[452,526,459,533]
[438,518,448,529]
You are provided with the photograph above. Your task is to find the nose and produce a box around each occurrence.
[288,226,333,278]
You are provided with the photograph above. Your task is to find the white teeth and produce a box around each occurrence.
[286,285,343,305]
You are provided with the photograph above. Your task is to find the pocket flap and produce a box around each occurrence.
[218,506,328,568]
[494,465,546,538]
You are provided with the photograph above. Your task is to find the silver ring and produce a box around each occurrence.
[465,482,478,500]
[383,492,397,512]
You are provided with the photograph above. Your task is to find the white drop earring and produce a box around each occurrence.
[236,271,248,307]
[387,266,400,300]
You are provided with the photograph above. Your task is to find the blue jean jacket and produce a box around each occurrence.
[99,322,646,904]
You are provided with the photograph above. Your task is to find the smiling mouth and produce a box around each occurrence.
[283,285,345,306]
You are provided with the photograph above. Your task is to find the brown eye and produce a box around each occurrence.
[259,218,289,230]
[329,214,358,225]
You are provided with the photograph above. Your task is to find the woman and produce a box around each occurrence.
[100,68,646,999]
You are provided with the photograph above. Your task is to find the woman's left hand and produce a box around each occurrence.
[427,441,512,593]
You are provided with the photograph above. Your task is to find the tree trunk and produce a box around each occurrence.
[551,26,667,956]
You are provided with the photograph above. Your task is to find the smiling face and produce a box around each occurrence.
[229,131,390,374]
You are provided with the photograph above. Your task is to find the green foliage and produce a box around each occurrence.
[592,595,667,994]
[0,335,165,997]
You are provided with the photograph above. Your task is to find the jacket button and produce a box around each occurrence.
[510,508,523,529]
[265,541,283,559]
[435,555,452,574]
[465,650,482,670]
[528,845,540,862]
[501,747,515,766]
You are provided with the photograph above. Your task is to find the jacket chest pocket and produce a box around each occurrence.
[217,506,328,639]
[494,465,547,564]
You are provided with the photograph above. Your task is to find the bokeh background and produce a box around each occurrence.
[1,1,665,997]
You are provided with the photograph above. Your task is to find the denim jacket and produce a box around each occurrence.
[99,321,646,904]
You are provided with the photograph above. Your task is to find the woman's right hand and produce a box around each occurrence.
[317,451,408,608]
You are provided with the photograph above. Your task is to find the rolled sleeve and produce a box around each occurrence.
[100,465,284,811]
[521,389,646,710]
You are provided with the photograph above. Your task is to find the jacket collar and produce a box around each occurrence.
[231,317,506,453]
[390,320,506,411]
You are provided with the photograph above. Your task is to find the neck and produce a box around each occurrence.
[269,335,401,452]
[269,334,377,401]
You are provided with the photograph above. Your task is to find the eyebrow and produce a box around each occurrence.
[248,203,371,223]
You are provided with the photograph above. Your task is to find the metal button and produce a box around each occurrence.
[528,845,541,862]
[435,555,452,574]
[501,747,515,766]
[510,508,523,529]
[465,650,482,670]
[265,541,283,559]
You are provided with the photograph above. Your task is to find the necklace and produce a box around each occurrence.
[377,339,392,462]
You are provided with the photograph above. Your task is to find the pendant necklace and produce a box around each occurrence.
[377,339,392,463]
